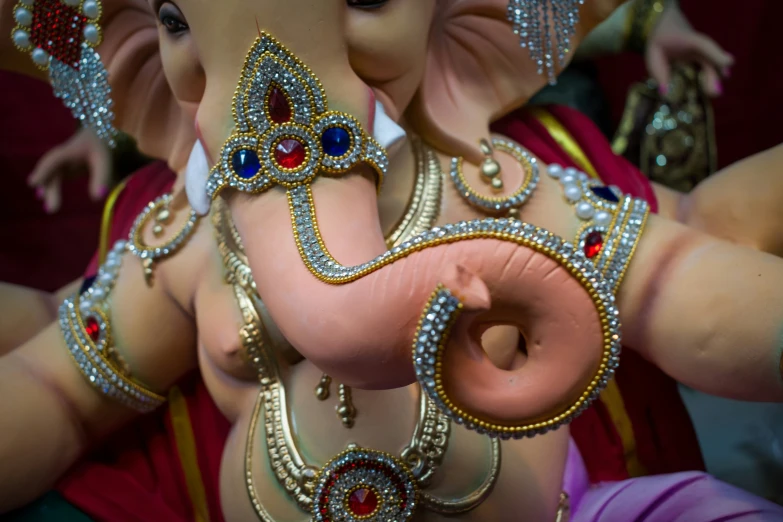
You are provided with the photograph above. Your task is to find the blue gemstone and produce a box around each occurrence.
[590,186,620,203]
[232,149,261,179]
[322,127,351,157]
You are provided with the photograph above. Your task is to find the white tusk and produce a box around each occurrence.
[372,100,406,154]
[185,140,212,216]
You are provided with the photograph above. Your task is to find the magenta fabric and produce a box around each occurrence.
[564,440,783,521]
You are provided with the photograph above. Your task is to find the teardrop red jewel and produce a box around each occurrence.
[85,317,100,342]
[348,487,379,516]
[274,139,306,169]
[583,232,604,259]
[267,86,292,124]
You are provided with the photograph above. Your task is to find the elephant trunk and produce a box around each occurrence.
[230,168,611,429]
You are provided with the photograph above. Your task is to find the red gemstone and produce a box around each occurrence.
[30,0,86,69]
[348,487,379,517]
[583,232,604,259]
[267,86,292,124]
[275,139,306,170]
[84,317,100,342]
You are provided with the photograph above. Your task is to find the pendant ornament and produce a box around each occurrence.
[11,0,118,146]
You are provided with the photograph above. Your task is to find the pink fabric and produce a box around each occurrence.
[564,440,783,521]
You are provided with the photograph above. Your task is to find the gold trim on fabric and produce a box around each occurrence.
[529,108,600,180]
[97,178,130,264]
[169,386,212,522]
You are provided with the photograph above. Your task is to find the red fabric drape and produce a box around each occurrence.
[0,71,102,292]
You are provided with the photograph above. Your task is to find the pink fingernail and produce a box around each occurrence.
[35,187,45,199]
[43,201,52,213]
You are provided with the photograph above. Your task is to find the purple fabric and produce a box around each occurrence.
[564,439,783,521]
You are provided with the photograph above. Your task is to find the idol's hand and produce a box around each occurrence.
[645,2,734,97]
[27,127,110,213]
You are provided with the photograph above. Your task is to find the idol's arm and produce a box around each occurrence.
[0,287,197,512]
[0,280,80,355]
[0,324,136,511]
[656,143,783,257]
[621,213,783,402]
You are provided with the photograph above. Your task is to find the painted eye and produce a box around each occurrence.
[347,0,389,9]
[158,2,189,35]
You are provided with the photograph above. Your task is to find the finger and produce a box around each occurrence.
[688,33,734,72]
[43,177,62,214]
[646,45,671,96]
[86,140,112,200]
[28,146,68,187]
[700,64,723,98]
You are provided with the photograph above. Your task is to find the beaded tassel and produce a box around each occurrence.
[49,43,118,148]
[507,0,586,85]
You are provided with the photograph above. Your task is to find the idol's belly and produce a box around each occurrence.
[217,368,571,522]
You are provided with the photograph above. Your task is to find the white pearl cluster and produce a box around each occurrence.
[547,164,614,227]
[78,240,126,315]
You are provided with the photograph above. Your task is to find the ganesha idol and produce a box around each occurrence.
[2,0,783,520]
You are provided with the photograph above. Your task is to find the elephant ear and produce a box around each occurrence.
[100,0,195,170]
[408,0,623,161]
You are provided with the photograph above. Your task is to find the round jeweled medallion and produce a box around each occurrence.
[313,447,418,522]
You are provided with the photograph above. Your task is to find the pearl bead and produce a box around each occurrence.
[564,167,579,177]
[547,164,563,178]
[31,48,49,66]
[84,24,100,44]
[595,211,612,227]
[79,300,93,312]
[563,184,582,202]
[560,173,577,185]
[13,29,30,49]
[14,7,32,26]
[114,240,127,252]
[575,202,595,220]
[83,0,99,18]
[99,272,114,284]
[91,288,105,301]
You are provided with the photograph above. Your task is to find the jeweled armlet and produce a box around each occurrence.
[548,164,650,294]
[59,240,165,413]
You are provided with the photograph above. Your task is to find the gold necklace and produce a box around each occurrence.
[385,137,443,249]
[212,141,500,520]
